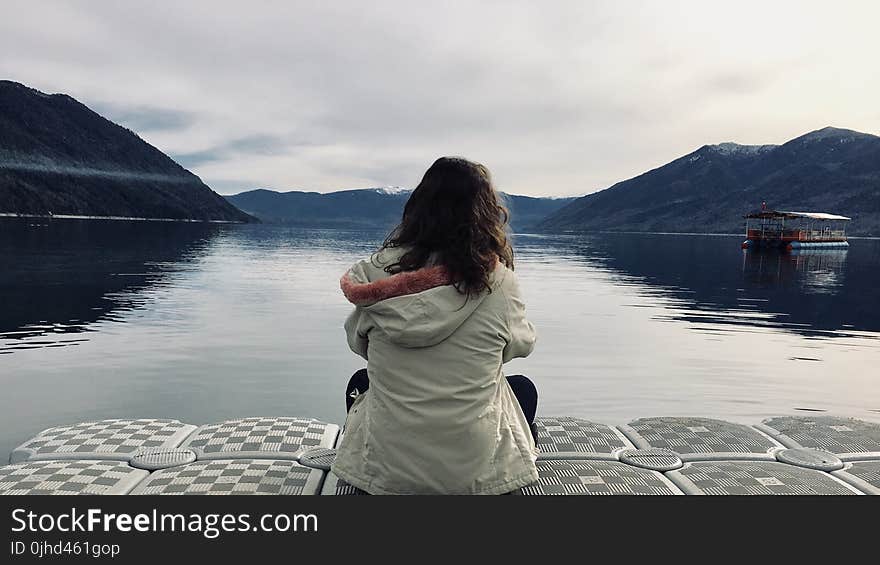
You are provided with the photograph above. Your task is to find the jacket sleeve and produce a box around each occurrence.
[502,271,537,363]
[342,257,375,360]
[344,307,369,360]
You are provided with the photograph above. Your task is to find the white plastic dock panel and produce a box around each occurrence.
[320,472,368,496]
[518,460,682,495]
[130,459,325,495]
[666,461,861,495]
[0,460,148,495]
[831,461,880,495]
[2,414,877,496]
[9,419,197,464]
[620,417,781,461]
[757,416,880,461]
[534,416,632,461]
[182,417,340,461]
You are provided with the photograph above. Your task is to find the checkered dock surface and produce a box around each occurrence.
[666,461,858,495]
[130,460,323,495]
[621,417,780,460]
[182,417,339,461]
[534,416,631,460]
[518,460,680,495]
[832,461,880,495]
[0,460,147,495]
[320,473,369,496]
[2,415,879,495]
[758,416,880,460]
[9,419,196,463]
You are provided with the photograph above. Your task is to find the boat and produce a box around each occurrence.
[742,204,851,250]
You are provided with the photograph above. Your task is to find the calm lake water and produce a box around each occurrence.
[1,218,879,460]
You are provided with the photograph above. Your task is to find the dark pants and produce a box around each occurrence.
[344,369,539,443]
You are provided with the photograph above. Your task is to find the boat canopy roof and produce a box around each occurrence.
[744,210,851,221]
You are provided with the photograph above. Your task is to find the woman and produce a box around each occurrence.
[331,156,539,495]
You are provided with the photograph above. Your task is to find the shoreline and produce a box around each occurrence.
[2,215,876,238]
[527,229,879,240]
[0,212,245,224]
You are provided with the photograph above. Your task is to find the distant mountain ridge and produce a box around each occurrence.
[539,127,880,236]
[226,188,575,232]
[6,79,874,234]
[0,80,253,222]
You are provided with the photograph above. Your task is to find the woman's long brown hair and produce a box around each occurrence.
[379,156,514,297]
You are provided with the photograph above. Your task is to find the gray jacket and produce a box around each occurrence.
[331,246,538,494]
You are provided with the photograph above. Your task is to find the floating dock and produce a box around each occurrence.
[2,415,879,495]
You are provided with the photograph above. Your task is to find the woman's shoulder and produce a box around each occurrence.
[371,245,409,266]
[489,260,520,294]
[347,246,407,283]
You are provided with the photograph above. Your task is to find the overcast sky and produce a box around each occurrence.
[2,1,879,197]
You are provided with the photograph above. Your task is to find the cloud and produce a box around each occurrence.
[1,0,879,196]
[198,178,265,195]
[170,149,223,169]
[224,135,294,156]
[171,134,301,168]
[705,72,773,96]
[89,103,196,132]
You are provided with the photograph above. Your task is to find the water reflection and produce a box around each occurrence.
[0,218,222,353]
[741,248,848,295]
[516,232,880,340]
[1,223,878,460]
[3,225,878,353]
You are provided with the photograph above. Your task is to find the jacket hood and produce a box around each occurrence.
[340,252,501,348]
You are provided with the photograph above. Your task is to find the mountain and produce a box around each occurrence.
[226,188,411,230]
[0,80,253,222]
[225,188,575,232]
[538,127,880,236]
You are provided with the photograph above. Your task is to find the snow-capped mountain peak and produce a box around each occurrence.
[709,142,778,156]
[372,186,411,195]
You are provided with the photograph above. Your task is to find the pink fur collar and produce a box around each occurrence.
[340,266,453,306]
